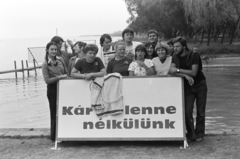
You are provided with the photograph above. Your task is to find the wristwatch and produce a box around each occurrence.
[177,69,180,73]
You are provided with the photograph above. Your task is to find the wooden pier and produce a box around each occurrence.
[0,59,41,78]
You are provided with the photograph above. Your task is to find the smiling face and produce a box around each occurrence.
[85,50,97,63]
[157,48,167,59]
[147,45,154,56]
[148,33,158,43]
[116,44,126,58]
[123,32,134,42]
[47,45,58,58]
[73,44,81,53]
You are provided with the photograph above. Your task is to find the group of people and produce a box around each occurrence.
[42,28,207,143]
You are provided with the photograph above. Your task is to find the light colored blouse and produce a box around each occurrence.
[128,59,153,76]
[152,56,172,76]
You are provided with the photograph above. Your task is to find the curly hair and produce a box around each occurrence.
[83,44,99,54]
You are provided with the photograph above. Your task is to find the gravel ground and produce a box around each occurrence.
[0,134,239,159]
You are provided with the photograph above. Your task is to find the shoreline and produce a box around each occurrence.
[202,56,240,67]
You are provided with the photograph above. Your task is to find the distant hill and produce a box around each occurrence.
[79,35,101,37]
[78,31,122,37]
[109,31,122,36]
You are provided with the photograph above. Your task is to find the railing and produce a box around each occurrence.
[0,59,41,78]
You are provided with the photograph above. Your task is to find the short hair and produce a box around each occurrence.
[83,44,98,54]
[147,30,159,38]
[51,36,64,44]
[74,41,87,49]
[172,36,189,50]
[135,44,148,59]
[155,42,169,54]
[114,41,125,50]
[100,34,112,46]
[122,28,134,39]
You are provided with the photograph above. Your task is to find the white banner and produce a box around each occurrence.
[57,77,185,141]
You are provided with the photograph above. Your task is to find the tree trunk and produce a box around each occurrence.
[228,30,231,38]
[214,28,220,42]
[207,27,212,46]
[229,18,240,44]
[229,27,236,44]
[211,27,214,38]
[194,32,198,44]
[215,32,219,42]
[221,25,227,44]
[200,28,204,44]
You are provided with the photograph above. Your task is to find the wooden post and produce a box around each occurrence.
[33,59,37,76]
[14,61,17,78]
[26,60,29,77]
[21,60,24,77]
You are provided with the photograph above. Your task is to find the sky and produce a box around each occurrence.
[0,0,130,39]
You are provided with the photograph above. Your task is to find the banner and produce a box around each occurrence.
[56,77,185,141]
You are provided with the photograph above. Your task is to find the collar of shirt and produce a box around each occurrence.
[48,56,61,65]
[102,47,113,54]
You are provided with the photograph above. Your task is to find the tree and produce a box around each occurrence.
[124,0,190,39]
[125,0,240,44]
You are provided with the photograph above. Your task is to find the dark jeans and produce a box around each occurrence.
[184,80,208,140]
[47,83,57,141]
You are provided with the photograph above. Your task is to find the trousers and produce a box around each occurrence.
[47,83,57,141]
[184,80,208,140]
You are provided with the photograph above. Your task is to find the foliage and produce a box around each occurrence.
[124,0,240,45]
[125,0,189,38]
